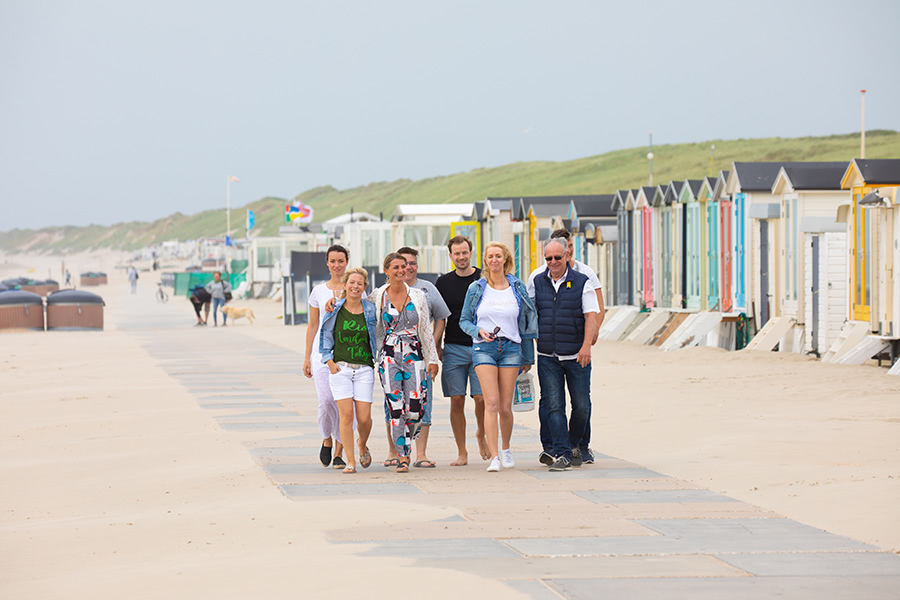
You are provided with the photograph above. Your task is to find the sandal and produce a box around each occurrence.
[382,457,399,468]
[396,459,410,473]
[413,459,436,468]
[359,447,372,469]
[343,465,356,474]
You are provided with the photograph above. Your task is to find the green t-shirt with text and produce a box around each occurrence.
[332,306,373,367]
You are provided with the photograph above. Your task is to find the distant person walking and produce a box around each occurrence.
[128,266,139,294]
[319,268,377,474]
[64,269,71,286]
[303,245,354,469]
[205,271,232,327]
[374,252,439,473]
[435,235,487,465]
[530,238,600,472]
[459,242,537,472]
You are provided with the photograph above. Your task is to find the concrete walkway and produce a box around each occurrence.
[117,294,900,599]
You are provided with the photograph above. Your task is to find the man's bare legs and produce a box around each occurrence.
[449,394,487,465]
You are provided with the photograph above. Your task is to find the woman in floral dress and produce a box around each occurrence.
[373,253,439,473]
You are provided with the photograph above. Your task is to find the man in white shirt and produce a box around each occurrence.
[530,238,599,472]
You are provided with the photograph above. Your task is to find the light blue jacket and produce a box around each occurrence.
[319,298,378,365]
[459,274,537,365]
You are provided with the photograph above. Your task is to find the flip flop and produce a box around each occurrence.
[413,459,436,468]
[382,457,399,467]
[342,465,356,474]
[359,447,372,469]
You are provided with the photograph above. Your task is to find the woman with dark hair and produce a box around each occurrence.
[303,244,354,469]
[373,252,439,473]
[459,242,537,472]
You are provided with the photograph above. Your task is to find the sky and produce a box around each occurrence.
[1,0,898,230]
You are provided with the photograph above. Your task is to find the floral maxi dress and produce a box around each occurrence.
[378,297,428,459]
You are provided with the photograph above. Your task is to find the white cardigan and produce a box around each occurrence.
[372,282,439,366]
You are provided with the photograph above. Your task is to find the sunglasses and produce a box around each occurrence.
[544,255,565,262]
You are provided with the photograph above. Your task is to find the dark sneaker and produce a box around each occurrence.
[319,444,332,467]
[538,451,555,466]
[548,456,572,471]
[581,448,595,464]
[571,448,583,467]
[331,456,346,470]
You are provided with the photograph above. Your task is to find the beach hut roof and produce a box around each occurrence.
[612,189,630,210]
[683,179,704,200]
[728,161,826,192]
[664,181,683,205]
[841,158,900,188]
[528,203,569,218]
[472,201,486,221]
[570,195,615,218]
[772,162,848,193]
[484,198,514,212]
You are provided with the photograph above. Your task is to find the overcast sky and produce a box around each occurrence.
[2,0,898,229]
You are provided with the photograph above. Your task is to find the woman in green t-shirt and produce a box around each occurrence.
[319,268,378,473]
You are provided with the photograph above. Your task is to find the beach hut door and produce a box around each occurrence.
[760,221,770,328]
[811,235,820,354]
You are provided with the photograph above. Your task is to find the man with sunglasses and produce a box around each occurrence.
[530,238,600,472]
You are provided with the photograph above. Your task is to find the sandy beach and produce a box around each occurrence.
[1,251,898,598]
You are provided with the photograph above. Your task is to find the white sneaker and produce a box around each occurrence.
[500,448,515,469]
[486,457,501,472]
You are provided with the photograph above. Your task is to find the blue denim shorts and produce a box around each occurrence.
[440,343,483,397]
[472,338,523,368]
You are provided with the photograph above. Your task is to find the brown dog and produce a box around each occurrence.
[222,305,255,325]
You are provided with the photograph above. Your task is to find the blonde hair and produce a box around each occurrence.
[340,267,369,299]
[482,242,514,277]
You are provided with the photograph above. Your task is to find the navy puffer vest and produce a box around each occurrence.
[534,268,588,356]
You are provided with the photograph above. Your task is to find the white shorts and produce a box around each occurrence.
[328,363,375,403]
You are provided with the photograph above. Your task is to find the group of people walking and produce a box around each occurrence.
[304,230,604,474]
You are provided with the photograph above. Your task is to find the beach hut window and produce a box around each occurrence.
[404,226,428,247]
[432,226,451,247]
[257,247,275,267]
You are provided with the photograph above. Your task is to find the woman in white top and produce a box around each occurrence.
[303,244,353,469]
[459,242,537,472]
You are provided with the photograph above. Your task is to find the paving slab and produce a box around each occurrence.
[353,538,522,559]
[414,476,697,494]
[524,467,668,480]
[506,519,876,557]
[574,489,737,504]
[716,551,900,577]
[500,580,559,600]
[545,576,900,600]
[413,554,746,580]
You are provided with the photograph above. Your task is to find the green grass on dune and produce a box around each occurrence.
[3,131,898,253]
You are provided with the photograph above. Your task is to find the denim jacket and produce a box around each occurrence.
[319,297,378,365]
[459,274,537,365]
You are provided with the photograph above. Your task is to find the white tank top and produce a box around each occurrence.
[475,284,521,343]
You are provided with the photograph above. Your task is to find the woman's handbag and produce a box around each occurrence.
[512,371,535,412]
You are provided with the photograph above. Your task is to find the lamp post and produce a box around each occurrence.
[226,175,239,268]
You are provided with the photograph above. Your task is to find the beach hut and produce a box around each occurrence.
[634,187,657,307]
[680,179,704,310]
[612,190,635,306]
[769,163,849,353]
[714,171,734,313]
[0,290,44,330]
[392,203,472,273]
[46,289,105,331]
[698,177,720,311]
[664,181,686,308]
[841,159,900,339]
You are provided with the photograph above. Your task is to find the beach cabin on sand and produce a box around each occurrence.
[664,181,686,308]
[842,159,900,347]
[635,186,659,308]
[392,204,472,273]
[472,198,516,264]
[715,171,735,313]
[697,177,720,311]
[680,179,705,310]
[770,163,849,354]
[569,195,617,297]
[613,189,635,306]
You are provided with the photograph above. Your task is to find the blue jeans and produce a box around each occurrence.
[472,338,523,368]
[212,297,227,324]
[537,355,591,461]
